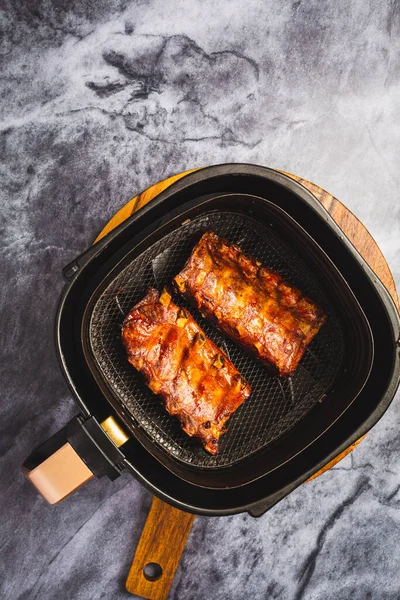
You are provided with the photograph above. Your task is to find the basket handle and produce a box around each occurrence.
[22,416,128,504]
[23,439,94,504]
[126,496,195,600]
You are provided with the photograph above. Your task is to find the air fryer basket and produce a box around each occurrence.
[89,205,344,469]
[41,164,399,515]
[80,191,373,489]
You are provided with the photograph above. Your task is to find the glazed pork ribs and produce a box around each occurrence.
[174,231,326,377]
[121,287,251,454]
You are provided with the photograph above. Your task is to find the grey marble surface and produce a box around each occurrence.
[1,1,400,598]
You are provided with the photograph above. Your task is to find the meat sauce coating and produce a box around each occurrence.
[174,231,326,376]
[121,287,251,454]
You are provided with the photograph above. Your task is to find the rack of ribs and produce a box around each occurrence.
[121,287,251,454]
[174,231,326,377]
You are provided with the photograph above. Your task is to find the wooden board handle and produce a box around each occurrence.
[126,496,195,600]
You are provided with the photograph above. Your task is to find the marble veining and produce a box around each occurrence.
[1,1,399,598]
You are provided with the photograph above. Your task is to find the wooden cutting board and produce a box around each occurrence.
[95,169,399,600]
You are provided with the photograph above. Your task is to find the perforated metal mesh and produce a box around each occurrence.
[89,211,344,468]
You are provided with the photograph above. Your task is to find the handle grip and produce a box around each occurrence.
[22,416,128,504]
[23,440,94,504]
[126,496,195,600]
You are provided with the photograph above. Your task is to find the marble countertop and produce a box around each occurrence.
[1,1,400,598]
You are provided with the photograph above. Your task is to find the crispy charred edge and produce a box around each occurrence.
[177,371,251,455]
[173,231,327,377]
[121,287,251,454]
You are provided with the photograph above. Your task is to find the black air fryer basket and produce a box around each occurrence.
[23,165,400,516]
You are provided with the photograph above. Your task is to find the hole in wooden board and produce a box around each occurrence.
[143,562,163,581]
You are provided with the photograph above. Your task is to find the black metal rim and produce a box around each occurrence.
[80,192,372,486]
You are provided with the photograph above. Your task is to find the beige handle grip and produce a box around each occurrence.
[126,496,196,600]
[23,442,94,504]
[23,416,129,504]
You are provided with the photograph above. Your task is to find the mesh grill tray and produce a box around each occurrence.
[89,210,343,469]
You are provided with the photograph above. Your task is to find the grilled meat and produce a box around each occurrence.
[121,287,251,454]
[174,231,326,376]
